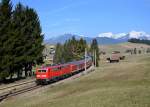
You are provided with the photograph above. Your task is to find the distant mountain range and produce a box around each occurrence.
[45,31,150,45]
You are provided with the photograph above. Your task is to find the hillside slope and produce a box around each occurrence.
[100,42,150,54]
[1,54,150,107]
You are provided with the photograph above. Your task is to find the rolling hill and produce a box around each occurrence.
[100,42,150,54]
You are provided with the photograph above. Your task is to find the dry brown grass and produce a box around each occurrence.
[1,54,150,107]
[100,42,150,54]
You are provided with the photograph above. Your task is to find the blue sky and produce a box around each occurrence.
[12,0,150,39]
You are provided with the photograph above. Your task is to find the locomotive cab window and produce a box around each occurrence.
[38,70,47,72]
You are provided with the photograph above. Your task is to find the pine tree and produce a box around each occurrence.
[78,38,87,58]
[0,0,13,80]
[90,39,100,67]
[62,40,73,62]
[69,36,77,59]
[11,3,27,78]
[53,37,88,64]
[134,48,137,54]
[0,1,44,80]
[12,3,44,77]
[23,6,44,76]
[53,43,63,64]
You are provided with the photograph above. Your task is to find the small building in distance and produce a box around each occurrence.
[43,45,55,64]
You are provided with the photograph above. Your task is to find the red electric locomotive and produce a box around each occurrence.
[36,57,92,84]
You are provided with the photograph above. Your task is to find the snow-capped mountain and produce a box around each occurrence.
[128,31,150,40]
[98,31,150,40]
[45,31,150,45]
[98,32,127,39]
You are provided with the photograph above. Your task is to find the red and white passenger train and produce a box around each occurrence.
[36,56,92,84]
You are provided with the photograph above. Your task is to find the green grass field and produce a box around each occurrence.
[1,54,150,107]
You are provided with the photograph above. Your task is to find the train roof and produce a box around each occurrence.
[38,56,92,69]
[38,63,69,69]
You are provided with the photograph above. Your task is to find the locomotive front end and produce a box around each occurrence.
[36,68,49,85]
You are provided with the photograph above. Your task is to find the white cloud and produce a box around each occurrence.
[49,1,89,15]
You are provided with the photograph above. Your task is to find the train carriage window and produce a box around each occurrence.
[61,65,68,69]
[52,65,69,72]
[52,68,59,71]
[52,67,61,71]
[61,66,65,69]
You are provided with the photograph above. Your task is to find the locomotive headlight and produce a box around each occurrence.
[41,75,47,77]
[37,75,40,77]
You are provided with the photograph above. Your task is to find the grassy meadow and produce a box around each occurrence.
[100,42,150,54]
[1,53,150,107]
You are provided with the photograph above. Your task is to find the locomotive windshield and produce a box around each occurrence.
[38,70,47,72]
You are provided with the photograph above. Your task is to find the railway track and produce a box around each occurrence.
[0,66,94,103]
[0,80,35,91]
[0,84,41,102]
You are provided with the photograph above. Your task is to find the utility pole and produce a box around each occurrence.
[85,48,87,71]
[93,50,94,67]
[95,50,97,67]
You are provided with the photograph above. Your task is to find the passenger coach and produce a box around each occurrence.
[36,57,92,84]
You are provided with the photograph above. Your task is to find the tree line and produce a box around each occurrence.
[128,38,150,54]
[126,48,150,54]
[128,38,150,45]
[54,37,100,67]
[0,0,44,80]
